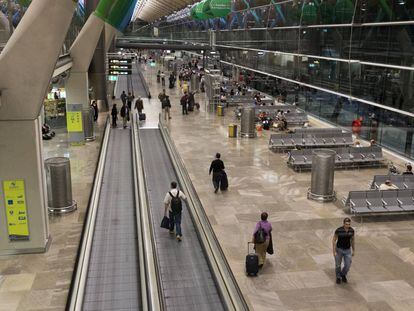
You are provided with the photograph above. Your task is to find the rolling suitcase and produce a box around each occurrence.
[139,113,146,121]
[246,242,259,276]
[220,171,228,191]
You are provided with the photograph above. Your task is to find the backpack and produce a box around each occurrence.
[254,224,266,244]
[169,191,182,215]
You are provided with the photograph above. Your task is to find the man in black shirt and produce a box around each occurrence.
[332,218,355,284]
[209,153,225,193]
[402,164,413,175]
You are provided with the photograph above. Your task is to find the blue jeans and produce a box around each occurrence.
[335,247,352,278]
[169,211,182,236]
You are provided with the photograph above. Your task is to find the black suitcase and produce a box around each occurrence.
[139,113,146,121]
[246,242,259,276]
[220,171,228,191]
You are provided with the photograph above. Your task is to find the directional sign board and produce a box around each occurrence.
[3,180,30,241]
[108,58,132,75]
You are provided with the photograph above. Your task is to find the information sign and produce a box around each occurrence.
[3,180,30,241]
[108,58,133,75]
[66,111,83,132]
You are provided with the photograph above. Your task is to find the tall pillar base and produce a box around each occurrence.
[0,118,50,255]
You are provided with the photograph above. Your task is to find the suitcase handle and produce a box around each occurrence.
[248,242,255,254]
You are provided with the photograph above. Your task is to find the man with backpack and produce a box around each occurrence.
[164,181,187,241]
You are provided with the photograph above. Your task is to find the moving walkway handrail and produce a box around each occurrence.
[132,112,164,311]
[136,62,151,98]
[158,114,249,311]
[67,118,111,311]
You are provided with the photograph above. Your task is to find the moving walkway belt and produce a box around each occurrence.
[66,121,142,310]
[139,129,225,310]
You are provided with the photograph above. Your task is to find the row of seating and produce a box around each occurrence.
[269,132,353,150]
[370,175,414,190]
[287,146,385,170]
[344,189,414,214]
[284,112,309,126]
[294,128,343,135]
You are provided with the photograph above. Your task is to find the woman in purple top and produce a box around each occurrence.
[252,212,273,268]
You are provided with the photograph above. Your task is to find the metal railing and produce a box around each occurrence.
[158,114,249,311]
[131,112,164,311]
[66,118,111,310]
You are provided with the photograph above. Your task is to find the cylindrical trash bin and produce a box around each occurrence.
[217,105,224,116]
[240,107,255,138]
[83,107,95,141]
[45,157,77,214]
[228,124,238,137]
[308,149,336,202]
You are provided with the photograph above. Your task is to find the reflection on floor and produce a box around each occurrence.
[141,63,414,311]
[1,62,414,310]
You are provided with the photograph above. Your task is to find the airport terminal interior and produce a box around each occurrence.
[2,0,414,310]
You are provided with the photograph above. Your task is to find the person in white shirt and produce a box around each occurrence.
[379,180,398,190]
[164,181,187,241]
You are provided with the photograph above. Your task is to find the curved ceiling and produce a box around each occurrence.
[133,0,197,22]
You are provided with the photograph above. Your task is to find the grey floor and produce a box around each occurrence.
[131,63,147,98]
[140,129,225,311]
[82,128,141,311]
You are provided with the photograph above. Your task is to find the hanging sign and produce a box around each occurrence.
[3,180,30,241]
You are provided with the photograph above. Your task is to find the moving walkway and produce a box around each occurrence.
[67,62,247,310]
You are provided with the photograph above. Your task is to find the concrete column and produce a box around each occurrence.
[89,29,108,112]
[66,13,105,143]
[0,0,77,255]
[0,118,50,254]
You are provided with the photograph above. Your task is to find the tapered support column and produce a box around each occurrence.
[0,118,50,254]
[0,0,76,255]
[66,14,105,143]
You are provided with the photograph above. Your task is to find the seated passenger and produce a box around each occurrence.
[354,140,362,148]
[379,179,399,190]
[230,89,235,96]
[403,164,414,175]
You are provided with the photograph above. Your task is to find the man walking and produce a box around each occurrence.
[120,103,130,129]
[120,90,127,106]
[164,181,187,242]
[209,153,225,193]
[162,95,172,120]
[127,92,134,110]
[135,97,144,114]
[180,92,189,115]
[332,218,355,284]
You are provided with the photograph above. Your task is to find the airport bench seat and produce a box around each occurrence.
[345,189,414,215]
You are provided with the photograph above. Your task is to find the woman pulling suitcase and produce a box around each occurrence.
[246,212,273,275]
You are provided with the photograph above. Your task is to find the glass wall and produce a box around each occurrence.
[151,0,414,158]
[0,0,84,53]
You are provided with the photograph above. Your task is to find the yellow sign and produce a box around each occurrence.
[3,180,30,240]
[67,111,83,132]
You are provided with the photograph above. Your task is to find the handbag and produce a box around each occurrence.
[267,232,274,255]
[160,216,170,229]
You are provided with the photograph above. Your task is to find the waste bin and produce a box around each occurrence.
[217,105,224,116]
[307,149,336,202]
[45,157,77,214]
[240,107,255,138]
[83,107,95,141]
[228,124,237,137]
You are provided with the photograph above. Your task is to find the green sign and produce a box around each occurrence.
[67,111,83,132]
[3,180,30,241]
[108,75,118,81]
[208,0,231,18]
[335,0,354,23]
[302,2,317,24]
